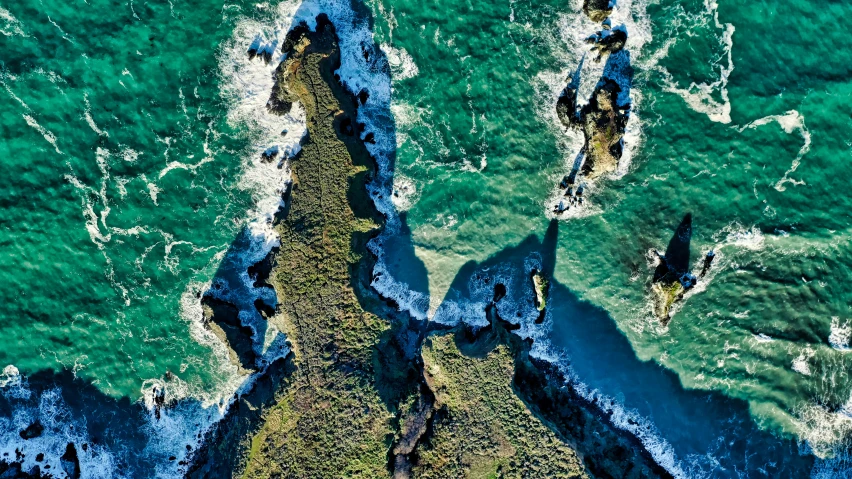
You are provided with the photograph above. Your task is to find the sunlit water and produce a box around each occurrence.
[2,0,851,476]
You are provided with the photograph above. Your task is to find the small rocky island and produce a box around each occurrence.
[553,0,633,215]
[531,268,550,313]
[649,214,715,324]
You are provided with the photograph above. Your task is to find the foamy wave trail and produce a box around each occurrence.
[0,6,26,37]
[656,0,734,124]
[738,110,811,191]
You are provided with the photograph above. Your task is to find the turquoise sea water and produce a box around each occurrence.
[2,0,852,476]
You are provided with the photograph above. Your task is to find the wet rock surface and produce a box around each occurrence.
[59,444,79,479]
[18,422,43,441]
[201,295,258,370]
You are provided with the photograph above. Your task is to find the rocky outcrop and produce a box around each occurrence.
[553,4,632,215]
[587,24,627,61]
[700,250,715,278]
[200,295,257,371]
[650,251,692,325]
[584,0,613,23]
[531,269,550,312]
[557,63,630,182]
[18,421,43,440]
[580,78,629,179]
[190,12,671,479]
[59,443,80,479]
[648,215,714,325]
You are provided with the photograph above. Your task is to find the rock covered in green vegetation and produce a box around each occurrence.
[557,78,630,183]
[188,12,671,479]
[579,79,630,180]
[237,16,394,479]
[648,215,700,325]
[416,335,587,478]
[531,269,549,312]
[553,3,632,214]
[586,23,627,62]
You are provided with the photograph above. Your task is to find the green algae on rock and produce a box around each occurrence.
[648,214,697,325]
[583,0,613,23]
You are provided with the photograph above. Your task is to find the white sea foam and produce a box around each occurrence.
[657,0,734,123]
[120,146,140,163]
[0,6,26,37]
[0,379,121,478]
[382,44,419,80]
[738,110,811,191]
[391,174,418,211]
[83,93,108,137]
[792,346,816,376]
[0,365,23,391]
[829,317,852,351]
[718,223,765,251]
[23,114,63,154]
[754,333,774,343]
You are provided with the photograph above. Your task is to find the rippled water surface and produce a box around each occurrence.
[2,0,852,476]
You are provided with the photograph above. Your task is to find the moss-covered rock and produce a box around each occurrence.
[531,269,549,312]
[416,334,587,479]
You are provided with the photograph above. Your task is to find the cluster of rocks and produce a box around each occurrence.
[553,0,633,215]
[247,34,276,64]
[553,177,585,214]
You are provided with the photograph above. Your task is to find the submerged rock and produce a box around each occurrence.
[60,443,80,479]
[700,250,716,278]
[19,421,43,440]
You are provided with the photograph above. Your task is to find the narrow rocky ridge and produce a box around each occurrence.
[186,11,674,479]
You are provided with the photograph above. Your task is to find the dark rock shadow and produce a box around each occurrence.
[654,213,692,282]
[432,221,814,478]
[200,226,278,372]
